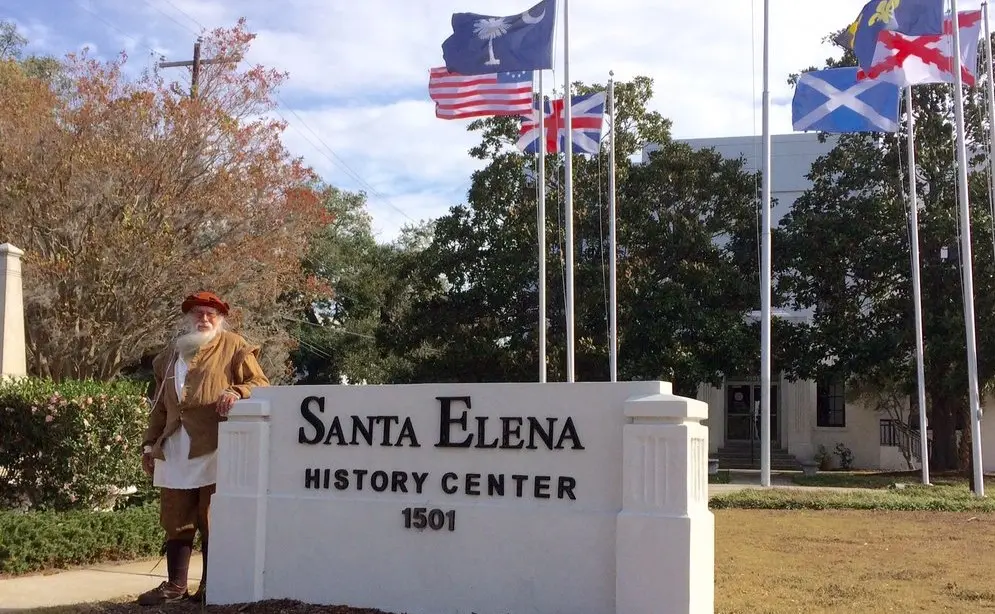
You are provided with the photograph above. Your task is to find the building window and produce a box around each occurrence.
[817,378,845,427]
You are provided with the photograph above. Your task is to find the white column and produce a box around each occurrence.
[0,243,27,378]
[616,393,714,614]
[207,399,271,605]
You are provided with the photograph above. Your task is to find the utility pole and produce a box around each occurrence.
[158,36,231,98]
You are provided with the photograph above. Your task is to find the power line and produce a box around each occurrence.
[144,0,415,225]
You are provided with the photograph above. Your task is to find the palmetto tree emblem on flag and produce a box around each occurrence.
[474,17,510,66]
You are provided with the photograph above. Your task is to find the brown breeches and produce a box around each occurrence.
[159,484,215,542]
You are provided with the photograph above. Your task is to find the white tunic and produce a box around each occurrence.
[152,356,218,489]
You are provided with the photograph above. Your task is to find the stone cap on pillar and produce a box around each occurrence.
[228,398,271,420]
[0,244,25,257]
[624,393,708,423]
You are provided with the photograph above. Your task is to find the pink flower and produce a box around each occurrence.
[45,415,54,423]
[114,434,123,442]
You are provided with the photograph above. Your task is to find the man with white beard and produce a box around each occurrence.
[137,291,269,605]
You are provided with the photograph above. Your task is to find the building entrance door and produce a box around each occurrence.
[725,383,778,444]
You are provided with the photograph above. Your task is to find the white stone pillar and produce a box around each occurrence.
[0,243,27,378]
[207,399,271,605]
[616,393,714,614]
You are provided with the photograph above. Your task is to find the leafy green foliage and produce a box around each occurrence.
[777,40,995,470]
[291,185,439,384]
[0,504,160,575]
[383,76,760,393]
[709,486,995,512]
[0,377,150,511]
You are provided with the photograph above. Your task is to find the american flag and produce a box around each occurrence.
[517,92,606,154]
[428,67,534,120]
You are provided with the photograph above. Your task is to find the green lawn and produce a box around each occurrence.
[792,470,995,490]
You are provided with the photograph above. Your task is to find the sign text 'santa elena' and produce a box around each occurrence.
[296,395,585,514]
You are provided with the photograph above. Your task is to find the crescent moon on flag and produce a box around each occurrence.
[521,8,545,24]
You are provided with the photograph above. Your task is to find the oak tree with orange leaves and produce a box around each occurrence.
[0,20,332,381]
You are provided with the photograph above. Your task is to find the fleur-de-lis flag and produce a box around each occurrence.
[442,0,556,76]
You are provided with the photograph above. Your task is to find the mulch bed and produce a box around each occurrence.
[63,601,400,613]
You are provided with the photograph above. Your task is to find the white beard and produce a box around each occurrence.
[176,327,219,360]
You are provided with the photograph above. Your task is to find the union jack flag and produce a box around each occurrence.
[517,92,606,155]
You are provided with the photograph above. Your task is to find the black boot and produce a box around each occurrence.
[137,539,191,605]
[189,539,207,602]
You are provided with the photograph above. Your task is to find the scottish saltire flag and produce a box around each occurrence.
[517,92,607,154]
[836,0,944,72]
[792,67,901,133]
[442,0,555,76]
[860,10,982,87]
[428,67,533,119]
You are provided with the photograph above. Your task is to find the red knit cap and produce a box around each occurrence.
[181,291,230,316]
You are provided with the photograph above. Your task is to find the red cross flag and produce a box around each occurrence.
[858,10,982,87]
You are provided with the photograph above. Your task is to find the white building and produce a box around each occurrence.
[650,132,995,473]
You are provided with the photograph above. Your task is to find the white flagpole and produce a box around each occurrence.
[563,0,576,382]
[949,0,985,497]
[608,71,618,382]
[538,71,547,383]
[904,86,931,485]
[759,0,772,487]
[984,3,995,261]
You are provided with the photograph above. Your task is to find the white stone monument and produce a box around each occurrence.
[0,243,26,378]
[209,381,714,614]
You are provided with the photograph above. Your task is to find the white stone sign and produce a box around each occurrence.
[209,381,714,614]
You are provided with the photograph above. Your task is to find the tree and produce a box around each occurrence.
[290,187,437,385]
[392,76,761,394]
[0,20,331,381]
[0,20,70,93]
[776,47,995,470]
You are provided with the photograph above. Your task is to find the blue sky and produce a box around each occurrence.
[4,0,986,241]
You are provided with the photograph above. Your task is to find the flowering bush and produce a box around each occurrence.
[0,377,151,511]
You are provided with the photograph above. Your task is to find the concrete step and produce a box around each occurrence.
[716,445,802,470]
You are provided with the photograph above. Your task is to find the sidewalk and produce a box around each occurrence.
[0,554,201,611]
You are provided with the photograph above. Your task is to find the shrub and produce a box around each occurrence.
[709,486,995,512]
[0,504,162,575]
[0,377,151,511]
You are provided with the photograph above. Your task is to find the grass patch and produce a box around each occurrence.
[710,485,995,512]
[709,470,731,484]
[715,509,995,613]
[791,470,995,490]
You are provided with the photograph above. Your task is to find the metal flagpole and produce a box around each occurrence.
[563,0,576,382]
[904,86,931,485]
[538,71,547,383]
[949,0,985,497]
[759,0,772,487]
[608,71,618,382]
[984,3,995,265]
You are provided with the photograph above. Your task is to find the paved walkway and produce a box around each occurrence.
[0,554,201,611]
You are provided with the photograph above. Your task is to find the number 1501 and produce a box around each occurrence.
[402,507,455,532]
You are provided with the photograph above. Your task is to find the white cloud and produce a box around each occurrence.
[14,0,988,240]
